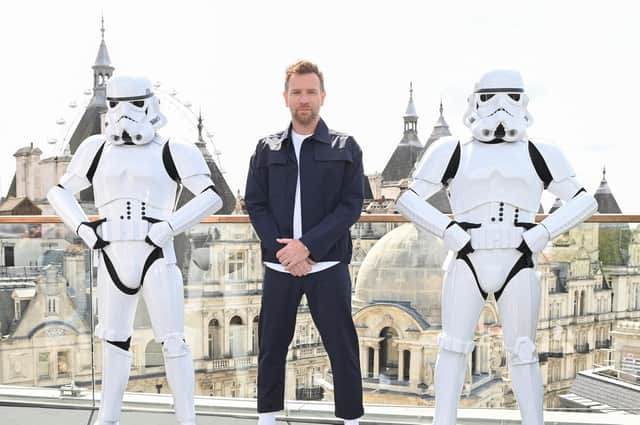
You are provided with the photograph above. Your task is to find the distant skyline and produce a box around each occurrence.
[1,1,638,211]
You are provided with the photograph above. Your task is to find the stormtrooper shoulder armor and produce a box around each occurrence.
[165,140,210,182]
[60,134,106,191]
[413,136,461,185]
[528,141,575,186]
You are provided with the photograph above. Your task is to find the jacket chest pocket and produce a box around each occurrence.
[313,148,353,191]
[257,151,296,203]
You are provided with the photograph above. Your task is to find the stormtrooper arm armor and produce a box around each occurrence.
[146,142,223,247]
[168,174,222,234]
[396,137,470,252]
[522,142,598,252]
[47,179,90,234]
[47,135,108,249]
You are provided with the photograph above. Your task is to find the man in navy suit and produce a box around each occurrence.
[245,60,364,425]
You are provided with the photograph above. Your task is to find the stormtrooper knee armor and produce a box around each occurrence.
[48,75,223,425]
[397,70,597,425]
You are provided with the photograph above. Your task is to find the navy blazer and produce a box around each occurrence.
[245,118,364,264]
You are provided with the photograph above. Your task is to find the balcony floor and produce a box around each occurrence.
[0,385,635,425]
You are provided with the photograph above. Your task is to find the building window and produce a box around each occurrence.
[229,381,237,398]
[4,245,15,267]
[229,316,245,357]
[227,251,247,281]
[208,319,220,359]
[252,316,259,354]
[57,351,70,376]
[551,365,560,382]
[47,297,58,315]
[38,353,50,378]
[14,300,21,320]
[611,293,615,312]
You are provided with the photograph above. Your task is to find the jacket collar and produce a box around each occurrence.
[278,118,331,144]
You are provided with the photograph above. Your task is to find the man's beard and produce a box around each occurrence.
[293,108,317,126]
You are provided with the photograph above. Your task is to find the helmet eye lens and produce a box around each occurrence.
[508,93,521,101]
[131,100,145,108]
[479,94,495,102]
[109,101,119,108]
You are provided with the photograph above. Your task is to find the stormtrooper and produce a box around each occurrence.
[47,75,223,425]
[396,70,597,425]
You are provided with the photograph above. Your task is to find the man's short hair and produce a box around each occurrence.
[285,60,325,91]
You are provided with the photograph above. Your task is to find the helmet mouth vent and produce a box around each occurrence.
[494,123,505,139]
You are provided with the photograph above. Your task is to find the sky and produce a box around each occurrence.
[1,0,639,212]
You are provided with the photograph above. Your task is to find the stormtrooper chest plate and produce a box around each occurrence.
[92,141,178,210]
[447,140,543,213]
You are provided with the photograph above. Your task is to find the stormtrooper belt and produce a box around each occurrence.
[98,218,152,241]
[95,216,164,295]
[469,226,524,250]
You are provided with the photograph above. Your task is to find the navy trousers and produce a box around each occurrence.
[257,263,364,419]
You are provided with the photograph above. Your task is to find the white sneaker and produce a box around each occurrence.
[258,411,277,425]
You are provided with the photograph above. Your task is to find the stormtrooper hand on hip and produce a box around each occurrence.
[77,221,109,250]
[521,224,550,253]
[146,221,173,248]
[443,222,472,254]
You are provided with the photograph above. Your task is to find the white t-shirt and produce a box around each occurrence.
[264,130,339,274]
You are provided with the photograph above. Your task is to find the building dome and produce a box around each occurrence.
[354,223,449,325]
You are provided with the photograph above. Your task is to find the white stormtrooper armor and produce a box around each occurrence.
[397,70,597,425]
[47,76,223,425]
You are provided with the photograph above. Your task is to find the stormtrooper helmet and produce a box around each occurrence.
[463,70,533,142]
[104,76,167,145]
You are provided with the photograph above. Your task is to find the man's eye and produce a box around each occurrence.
[480,94,495,102]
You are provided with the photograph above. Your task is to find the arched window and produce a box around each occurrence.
[229,316,245,358]
[379,327,399,380]
[208,319,220,359]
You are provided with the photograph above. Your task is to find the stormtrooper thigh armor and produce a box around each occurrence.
[397,70,597,425]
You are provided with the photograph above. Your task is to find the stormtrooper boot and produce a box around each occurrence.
[163,336,197,425]
[94,342,132,425]
[433,348,468,425]
[510,360,544,425]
